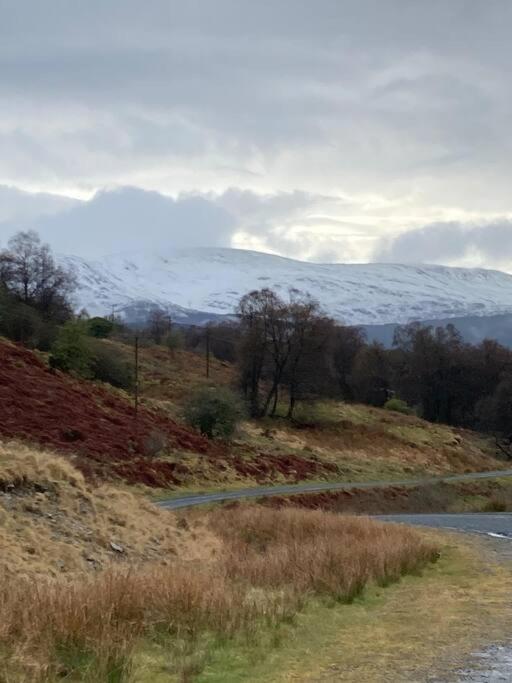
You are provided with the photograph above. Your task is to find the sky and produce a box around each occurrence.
[1,0,512,268]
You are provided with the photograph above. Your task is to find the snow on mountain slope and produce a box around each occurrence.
[59,247,512,326]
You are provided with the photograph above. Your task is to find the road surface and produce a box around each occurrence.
[157,468,512,511]
[378,512,512,538]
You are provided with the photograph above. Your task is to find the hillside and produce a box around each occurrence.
[1,337,501,494]
[59,247,512,326]
[0,338,217,486]
[0,441,217,579]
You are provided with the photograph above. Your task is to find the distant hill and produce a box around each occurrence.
[57,247,512,340]
[364,313,512,347]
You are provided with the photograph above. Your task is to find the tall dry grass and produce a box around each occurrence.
[213,507,437,601]
[0,506,438,682]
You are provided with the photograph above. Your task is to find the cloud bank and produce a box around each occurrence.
[2,2,512,267]
[376,220,512,270]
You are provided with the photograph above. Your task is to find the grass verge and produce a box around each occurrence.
[0,507,437,682]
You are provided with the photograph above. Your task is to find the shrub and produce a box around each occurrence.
[291,401,339,427]
[0,291,59,349]
[384,398,413,415]
[164,329,184,352]
[49,323,93,378]
[87,316,115,339]
[183,386,244,439]
[88,340,134,390]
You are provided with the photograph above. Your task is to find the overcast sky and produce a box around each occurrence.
[1,1,512,268]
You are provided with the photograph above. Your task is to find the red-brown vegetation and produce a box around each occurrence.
[0,340,215,483]
[231,451,338,482]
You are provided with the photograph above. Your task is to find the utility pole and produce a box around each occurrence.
[134,335,139,431]
[205,326,210,379]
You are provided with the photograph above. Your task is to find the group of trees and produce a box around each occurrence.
[202,288,512,450]
[235,289,340,418]
[0,230,133,389]
[0,231,76,347]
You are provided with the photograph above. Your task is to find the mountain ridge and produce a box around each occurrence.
[58,246,512,327]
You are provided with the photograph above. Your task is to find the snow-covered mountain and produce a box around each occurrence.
[59,247,512,326]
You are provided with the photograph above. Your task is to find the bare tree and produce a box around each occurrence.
[0,230,75,320]
[284,298,336,418]
[237,289,275,417]
[147,308,172,344]
[237,288,335,418]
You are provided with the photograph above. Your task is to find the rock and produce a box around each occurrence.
[22,502,40,514]
[110,541,125,553]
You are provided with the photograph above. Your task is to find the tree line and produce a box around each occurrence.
[202,288,512,452]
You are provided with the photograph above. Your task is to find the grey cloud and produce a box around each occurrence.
[2,0,512,200]
[0,187,236,257]
[0,184,367,262]
[0,185,77,225]
[3,2,512,266]
[375,220,512,268]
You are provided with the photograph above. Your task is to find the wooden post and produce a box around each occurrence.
[205,326,210,379]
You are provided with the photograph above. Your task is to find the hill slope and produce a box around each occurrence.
[0,339,214,486]
[0,338,504,492]
[0,441,216,579]
[60,247,512,325]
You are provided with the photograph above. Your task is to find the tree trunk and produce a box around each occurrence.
[270,386,279,416]
[287,393,296,419]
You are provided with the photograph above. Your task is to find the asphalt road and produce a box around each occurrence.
[157,468,512,511]
[378,513,512,537]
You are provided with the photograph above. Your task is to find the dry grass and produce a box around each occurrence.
[240,400,501,482]
[212,507,436,601]
[100,341,235,415]
[0,441,218,579]
[0,506,438,682]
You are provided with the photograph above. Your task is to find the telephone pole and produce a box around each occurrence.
[205,326,210,379]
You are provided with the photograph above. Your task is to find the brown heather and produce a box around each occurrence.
[0,506,438,682]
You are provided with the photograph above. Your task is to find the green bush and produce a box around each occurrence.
[87,317,115,339]
[0,290,58,349]
[291,401,340,427]
[183,386,244,439]
[384,398,413,415]
[88,340,134,390]
[49,323,93,377]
